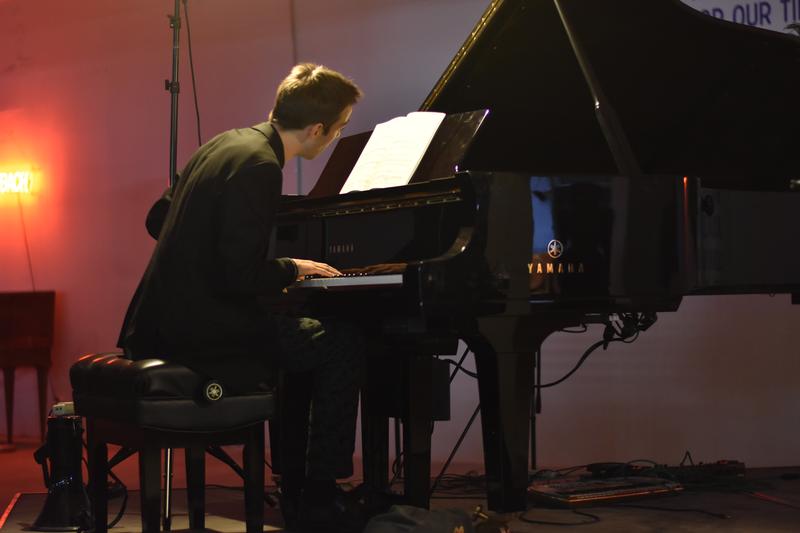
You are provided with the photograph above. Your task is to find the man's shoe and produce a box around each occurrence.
[296,488,366,533]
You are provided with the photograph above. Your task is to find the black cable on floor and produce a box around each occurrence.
[611,502,730,519]
[429,404,480,496]
[741,491,800,511]
[518,508,601,526]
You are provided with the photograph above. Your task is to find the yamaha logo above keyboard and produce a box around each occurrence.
[329,243,355,254]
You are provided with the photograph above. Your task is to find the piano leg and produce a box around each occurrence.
[361,338,458,511]
[466,316,532,512]
[465,314,581,512]
[361,352,434,510]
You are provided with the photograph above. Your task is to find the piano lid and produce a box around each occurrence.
[421,0,800,188]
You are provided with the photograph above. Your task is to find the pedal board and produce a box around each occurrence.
[528,476,683,507]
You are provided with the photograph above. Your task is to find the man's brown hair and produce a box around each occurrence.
[270,63,362,133]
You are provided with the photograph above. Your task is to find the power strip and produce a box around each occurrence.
[666,460,746,483]
[52,401,75,416]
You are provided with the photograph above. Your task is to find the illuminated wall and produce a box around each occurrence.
[0,0,487,444]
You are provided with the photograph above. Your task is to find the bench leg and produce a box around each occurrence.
[87,421,108,533]
[243,423,265,533]
[139,445,162,533]
[186,446,206,530]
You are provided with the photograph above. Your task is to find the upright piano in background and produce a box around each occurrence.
[270,0,800,512]
[0,291,55,446]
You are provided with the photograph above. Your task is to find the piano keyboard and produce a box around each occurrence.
[293,273,403,289]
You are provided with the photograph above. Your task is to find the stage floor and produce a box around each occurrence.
[1,467,798,532]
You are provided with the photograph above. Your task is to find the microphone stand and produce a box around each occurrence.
[167,0,181,188]
[162,2,181,530]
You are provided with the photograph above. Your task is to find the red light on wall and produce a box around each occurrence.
[0,170,33,194]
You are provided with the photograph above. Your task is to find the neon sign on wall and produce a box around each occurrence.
[0,171,32,194]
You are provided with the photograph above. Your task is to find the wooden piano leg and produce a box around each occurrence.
[467,316,534,513]
[361,348,436,510]
[3,367,14,444]
[466,314,576,512]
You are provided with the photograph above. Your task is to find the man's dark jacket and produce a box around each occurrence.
[118,122,297,389]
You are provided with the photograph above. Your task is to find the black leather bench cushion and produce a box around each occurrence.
[70,353,274,431]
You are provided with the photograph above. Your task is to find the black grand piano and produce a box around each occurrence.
[270,0,800,513]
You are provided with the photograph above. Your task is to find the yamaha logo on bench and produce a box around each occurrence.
[204,382,224,402]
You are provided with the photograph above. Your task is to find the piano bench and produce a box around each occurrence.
[69,352,275,533]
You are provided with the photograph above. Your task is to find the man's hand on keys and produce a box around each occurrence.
[292,259,342,280]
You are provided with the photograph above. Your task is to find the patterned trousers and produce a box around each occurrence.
[268,314,365,480]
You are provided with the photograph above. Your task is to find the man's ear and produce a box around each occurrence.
[298,123,325,145]
[305,122,324,139]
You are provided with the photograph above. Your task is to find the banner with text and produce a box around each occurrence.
[682,0,800,33]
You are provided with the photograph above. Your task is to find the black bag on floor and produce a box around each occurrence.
[364,505,475,533]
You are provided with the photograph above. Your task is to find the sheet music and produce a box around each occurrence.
[339,111,446,194]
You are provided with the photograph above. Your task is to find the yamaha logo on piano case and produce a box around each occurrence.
[547,239,563,259]
[329,243,355,254]
[528,262,585,274]
[528,240,585,275]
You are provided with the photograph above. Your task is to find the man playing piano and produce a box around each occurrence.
[118,63,366,532]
